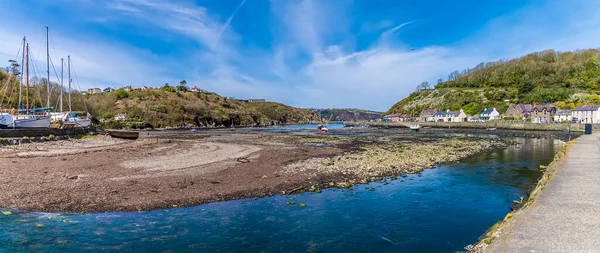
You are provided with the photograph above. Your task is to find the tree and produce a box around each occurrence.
[588,95,600,104]
[592,80,598,89]
[437,78,443,84]
[176,80,188,92]
[8,60,20,76]
[161,83,176,92]
[447,71,460,81]
[416,81,430,91]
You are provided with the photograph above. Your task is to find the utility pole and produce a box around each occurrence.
[60,58,64,112]
[46,26,50,109]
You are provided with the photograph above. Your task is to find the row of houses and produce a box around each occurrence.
[384,108,500,123]
[384,104,600,124]
[505,104,600,123]
[84,85,206,95]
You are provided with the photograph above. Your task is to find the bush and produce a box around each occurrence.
[113,89,129,100]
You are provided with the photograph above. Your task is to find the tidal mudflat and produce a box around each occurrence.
[1,127,503,212]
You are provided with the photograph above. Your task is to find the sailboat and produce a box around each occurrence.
[50,55,91,128]
[12,34,51,128]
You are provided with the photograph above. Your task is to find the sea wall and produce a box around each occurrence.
[345,121,593,132]
[465,138,574,252]
[0,128,88,138]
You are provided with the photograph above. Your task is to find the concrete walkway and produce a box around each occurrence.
[485,133,600,252]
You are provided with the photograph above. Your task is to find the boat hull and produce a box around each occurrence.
[0,114,13,129]
[107,130,139,140]
[13,116,51,128]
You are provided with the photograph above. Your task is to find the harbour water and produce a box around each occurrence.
[0,137,562,252]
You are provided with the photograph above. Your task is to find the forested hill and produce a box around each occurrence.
[1,70,317,128]
[387,49,600,116]
[311,108,382,122]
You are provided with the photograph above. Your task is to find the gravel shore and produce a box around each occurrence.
[0,128,507,212]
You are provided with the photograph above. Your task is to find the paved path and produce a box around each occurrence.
[485,133,600,253]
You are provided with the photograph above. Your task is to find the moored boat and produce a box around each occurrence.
[107,130,139,139]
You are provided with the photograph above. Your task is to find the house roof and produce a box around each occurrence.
[555,110,572,116]
[447,111,461,117]
[533,104,556,111]
[420,109,436,115]
[518,104,533,112]
[433,111,448,117]
[481,109,494,114]
[573,105,600,111]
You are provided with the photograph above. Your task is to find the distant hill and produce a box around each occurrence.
[387,49,600,115]
[310,108,383,122]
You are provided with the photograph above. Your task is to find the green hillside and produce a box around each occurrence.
[387,49,600,115]
[1,70,317,128]
[312,108,382,122]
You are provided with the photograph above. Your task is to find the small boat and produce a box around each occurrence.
[486,128,497,131]
[0,113,13,129]
[321,127,328,133]
[409,125,421,131]
[107,130,139,139]
[13,115,51,128]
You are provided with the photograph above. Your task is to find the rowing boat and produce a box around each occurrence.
[107,130,139,139]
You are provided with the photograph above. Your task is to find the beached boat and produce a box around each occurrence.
[13,115,51,128]
[486,127,496,131]
[107,130,139,139]
[0,113,13,129]
[409,125,421,131]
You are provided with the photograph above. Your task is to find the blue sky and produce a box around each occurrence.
[1,0,600,111]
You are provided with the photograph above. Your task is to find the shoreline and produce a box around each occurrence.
[465,136,574,252]
[1,129,506,213]
[344,121,593,133]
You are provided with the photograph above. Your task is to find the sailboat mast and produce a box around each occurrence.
[68,55,71,113]
[19,37,25,109]
[46,26,50,109]
[26,43,29,113]
[60,58,64,112]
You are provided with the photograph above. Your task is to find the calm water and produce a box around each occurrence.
[0,138,562,253]
[254,123,346,132]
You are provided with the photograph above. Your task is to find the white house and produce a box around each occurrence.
[114,113,127,121]
[572,105,600,123]
[480,108,500,121]
[86,88,102,94]
[554,110,572,123]
[447,109,468,122]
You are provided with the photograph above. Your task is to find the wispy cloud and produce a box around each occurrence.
[212,0,248,51]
